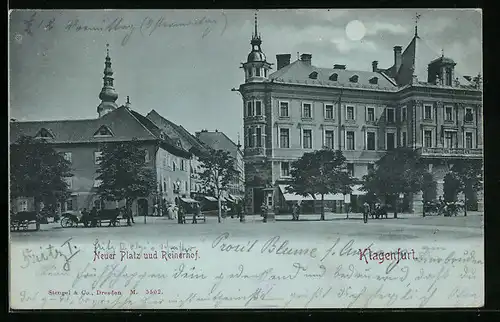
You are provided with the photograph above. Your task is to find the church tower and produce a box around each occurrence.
[97,44,119,118]
[241,12,272,83]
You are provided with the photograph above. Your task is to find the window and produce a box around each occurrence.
[329,73,338,81]
[402,131,407,147]
[309,71,318,79]
[35,128,54,139]
[19,199,28,212]
[255,127,262,147]
[256,68,261,77]
[173,161,176,171]
[180,159,185,171]
[466,132,473,149]
[401,107,407,122]
[349,75,359,83]
[302,129,312,149]
[248,68,253,77]
[424,104,432,119]
[66,199,74,211]
[368,163,374,172]
[366,107,375,122]
[63,152,72,163]
[367,132,375,151]
[346,106,355,120]
[386,108,395,123]
[465,108,474,122]
[247,127,255,148]
[369,77,378,84]
[64,177,73,189]
[279,128,290,148]
[280,162,290,177]
[445,106,453,121]
[185,181,189,192]
[264,69,267,77]
[255,101,262,116]
[324,130,334,149]
[94,126,113,137]
[144,150,150,163]
[424,130,432,148]
[347,163,354,177]
[324,104,334,119]
[279,102,289,117]
[93,179,102,187]
[386,133,395,150]
[346,131,355,150]
[302,103,312,118]
[94,151,102,165]
[445,131,457,148]
[246,101,253,117]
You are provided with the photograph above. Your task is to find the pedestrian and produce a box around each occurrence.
[81,208,89,227]
[362,201,370,223]
[261,201,268,223]
[173,204,178,221]
[90,206,98,227]
[178,205,184,224]
[192,203,200,224]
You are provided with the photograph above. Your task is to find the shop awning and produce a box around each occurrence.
[180,197,199,203]
[204,196,218,202]
[351,184,367,196]
[278,185,344,201]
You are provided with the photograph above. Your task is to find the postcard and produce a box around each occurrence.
[8,9,483,309]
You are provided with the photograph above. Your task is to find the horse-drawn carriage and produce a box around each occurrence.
[423,201,464,217]
[10,211,41,231]
[60,209,125,228]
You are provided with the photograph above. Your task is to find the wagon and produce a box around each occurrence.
[10,211,41,231]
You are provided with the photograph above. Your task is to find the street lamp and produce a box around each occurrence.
[397,193,404,219]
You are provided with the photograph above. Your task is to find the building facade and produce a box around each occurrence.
[146,109,209,198]
[236,16,483,215]
[10,48,193,216]
[195,130,246,202]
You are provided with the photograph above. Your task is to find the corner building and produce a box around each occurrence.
[236,16,483,215]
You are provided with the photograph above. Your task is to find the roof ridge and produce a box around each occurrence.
[125,109,158,139]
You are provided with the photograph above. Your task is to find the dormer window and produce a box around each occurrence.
[35,128,54,139]
[349,75,359,83]
[93,125,113,137]
[329,73,338,81]
[309,71,318,79]
[369,77,378,84]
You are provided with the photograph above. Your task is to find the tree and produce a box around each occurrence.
[10,135,73,212]
[422,172,437,203]
[198,149,238,223]
[96,139,156,220]
[361,148,426,218]
[286,149,353,220]
[449,159,483,216]
[443,172,461,203]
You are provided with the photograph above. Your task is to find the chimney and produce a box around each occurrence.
[333,64,346,70]
[393,46,402,71]
[372,61,378,72]
[300,53,312,66]
[276,54,291,70]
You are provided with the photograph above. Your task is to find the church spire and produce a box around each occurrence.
[97,44,119,118]
[251,10,262,47]
[414,12,421,37]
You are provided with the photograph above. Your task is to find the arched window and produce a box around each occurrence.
[309,71,318,79]
[329,73,338,81]
[349,75,359,83]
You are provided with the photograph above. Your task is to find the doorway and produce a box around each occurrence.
[253,188,264,214]
[138,199,148,217]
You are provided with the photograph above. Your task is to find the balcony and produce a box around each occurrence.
[244,147,266,157]
[418,147,482,159]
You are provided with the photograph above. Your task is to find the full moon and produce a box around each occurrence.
[345,20,366,41]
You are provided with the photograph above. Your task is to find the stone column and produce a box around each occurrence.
[477,189,484,212]
[412,191,423,214]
